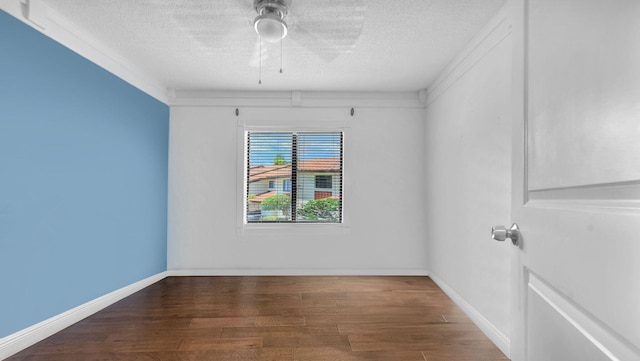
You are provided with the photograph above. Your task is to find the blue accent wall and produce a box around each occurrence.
[0,11,169,337]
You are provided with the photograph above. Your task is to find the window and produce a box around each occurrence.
[246,132,343,223]
[315,175,332,189]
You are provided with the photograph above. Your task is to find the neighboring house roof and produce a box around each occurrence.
[298,158,341,172]
[248,164,290,183]
[248,158,340,183]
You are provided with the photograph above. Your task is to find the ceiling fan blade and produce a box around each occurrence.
[287,0,367,62]
[170,0,256,55]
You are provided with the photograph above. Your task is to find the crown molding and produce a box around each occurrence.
[2,0,170,104]
[425,3,512,107]
[170,90,428,108]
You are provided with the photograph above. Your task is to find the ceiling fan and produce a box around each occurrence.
[249,0,366,83]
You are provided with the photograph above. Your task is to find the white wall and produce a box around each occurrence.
[423,7,512,355]
[167,100,428,274]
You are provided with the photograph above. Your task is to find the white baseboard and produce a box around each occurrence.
[429,274,511,358]
[0,271,168,360]
[166,268,429,276]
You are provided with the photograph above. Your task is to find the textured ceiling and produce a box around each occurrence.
[43,0,507,92]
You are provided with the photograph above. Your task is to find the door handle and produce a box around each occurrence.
[492,223,520,245]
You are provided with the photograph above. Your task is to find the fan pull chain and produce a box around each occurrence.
[258,36,262,84]
[279,28,283,74]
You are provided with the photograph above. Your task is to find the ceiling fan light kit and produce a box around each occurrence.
[253,0,289,42]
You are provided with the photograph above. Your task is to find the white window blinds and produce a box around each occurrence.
[246,132,343,223]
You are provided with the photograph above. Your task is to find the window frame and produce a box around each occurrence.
[245,131,343,224]
[236,118,350,234]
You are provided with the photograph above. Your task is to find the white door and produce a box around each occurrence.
[508,0,640,360]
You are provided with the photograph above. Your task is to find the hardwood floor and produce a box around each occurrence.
[7,276,509,360]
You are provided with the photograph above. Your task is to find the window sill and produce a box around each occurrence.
[237,222,350,236]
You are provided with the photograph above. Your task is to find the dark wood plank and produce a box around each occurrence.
[6,276,508,361]
[220,325,339,338]
[293,348,427,361]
